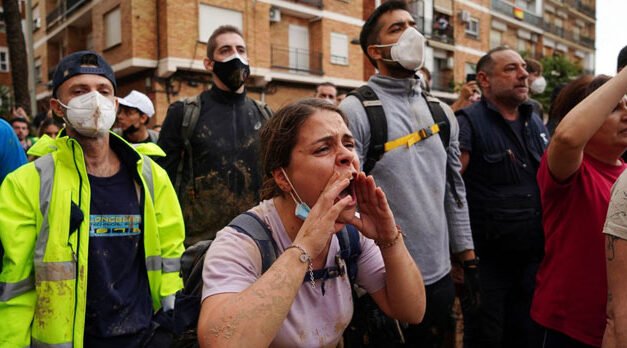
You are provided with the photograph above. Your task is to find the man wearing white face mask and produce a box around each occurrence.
[340,1,476,346]
[158,25,272,246]
[0,51,185,347]
[525,58,546,119]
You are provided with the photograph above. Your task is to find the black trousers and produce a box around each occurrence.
[403,274,456,348]
[463,255,540,348]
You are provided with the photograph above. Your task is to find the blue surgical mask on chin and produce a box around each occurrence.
[294,202,311,221]
[280,168,311,221]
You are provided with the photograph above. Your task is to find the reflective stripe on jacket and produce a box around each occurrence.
[0,131,185,347]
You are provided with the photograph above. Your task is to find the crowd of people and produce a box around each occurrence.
[0,1,627,347]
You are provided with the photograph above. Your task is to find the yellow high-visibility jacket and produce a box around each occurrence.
[0,131,184,347]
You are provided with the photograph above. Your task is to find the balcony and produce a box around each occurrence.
[271,45,323,75]
[46,0,89,27]
[289,0,323,9]
[565,0,595,18]
[580,35,595,49]
[431,15,454,44]
[492,0,543,27]
[543,22,565,38]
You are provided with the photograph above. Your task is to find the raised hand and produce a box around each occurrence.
[292,171,355,259]
[347,172,397,242]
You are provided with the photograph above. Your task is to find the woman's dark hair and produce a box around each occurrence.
[259,98,348,200]
[548,74,611,129]
[37,117,64,137]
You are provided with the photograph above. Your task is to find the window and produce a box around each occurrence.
[515,0,529,9]
[32,5,40,31]
[573,26,580,41]
[465,18,479,38]
[0,8,5,32]
[198,4,242,42]
[34,58,42,83]
[0,47,9,72]
[554,18,563,36]
[288,24,309,72]
[330,32,348,65]
[489,29,502,49]
[104,7,121,48]
[517,38,530,53]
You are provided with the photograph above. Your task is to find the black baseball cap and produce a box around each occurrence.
[51,50,117,97]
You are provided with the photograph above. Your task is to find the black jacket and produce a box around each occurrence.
[157,87,266,205]
[456,98,549,256]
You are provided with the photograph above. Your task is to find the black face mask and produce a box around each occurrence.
[212,55,250,92]
[123,124,140,136]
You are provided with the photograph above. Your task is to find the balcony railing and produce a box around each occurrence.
[543,22,565,38]
[431,21,454,44]
[271,45,323,75]
[565,0,595,18]
[46,0,88,27]
[580,36,595,49]
[492,0,543,27]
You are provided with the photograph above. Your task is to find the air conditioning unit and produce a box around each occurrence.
[33,17,41,30]
[446,57,455,69]
[459,10,471,23]
[269,8,281,23]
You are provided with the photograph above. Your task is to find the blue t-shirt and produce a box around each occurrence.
[0,118,27,184]
[83,162,152,347]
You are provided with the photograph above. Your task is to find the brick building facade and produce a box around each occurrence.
[1,0,596,122]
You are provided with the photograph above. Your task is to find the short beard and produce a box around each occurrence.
[123,124,141,136]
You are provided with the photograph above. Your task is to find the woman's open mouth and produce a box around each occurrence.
[337,175,357,204]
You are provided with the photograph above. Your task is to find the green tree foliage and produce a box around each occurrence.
[536,55,583,113]
[0,85,13,120]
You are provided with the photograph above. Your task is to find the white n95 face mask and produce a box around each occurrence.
[58,91,117,138]
[530,76,547,95]
[374,27,426,71]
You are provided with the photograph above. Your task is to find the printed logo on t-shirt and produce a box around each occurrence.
[89,214,141,237]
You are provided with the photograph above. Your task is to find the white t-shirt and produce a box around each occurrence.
[604,169,627,240]
[202,199,386,347]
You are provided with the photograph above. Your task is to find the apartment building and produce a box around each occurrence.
[0,9,9,87]
[23,0,366,123]
[5,0,595,121]
[0,6,14,109]
[422,0,596,99]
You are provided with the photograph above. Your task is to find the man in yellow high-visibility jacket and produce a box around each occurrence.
[0,51,185,347]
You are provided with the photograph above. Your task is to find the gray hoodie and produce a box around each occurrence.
[340,74,474,285]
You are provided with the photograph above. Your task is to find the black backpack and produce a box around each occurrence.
[348,85,463,208]
[168,212,363,347]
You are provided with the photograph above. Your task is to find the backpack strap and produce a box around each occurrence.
[251,98,273,121]
[174,94,202,196]
[423,91,450,150]
[228,211,279,273]
[423,91,464,208]
[348,86,387,175]
[337,224,362,285]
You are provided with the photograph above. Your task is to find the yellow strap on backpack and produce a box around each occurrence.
[384,123,441,152]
